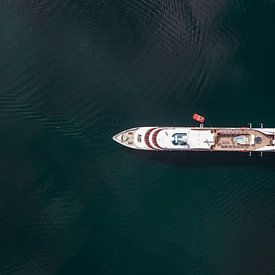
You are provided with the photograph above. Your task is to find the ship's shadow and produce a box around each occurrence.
[128,150,275,168]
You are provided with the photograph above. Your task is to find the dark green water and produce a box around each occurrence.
[1,0,275,274]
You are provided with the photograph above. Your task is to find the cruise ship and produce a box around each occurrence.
[112,115,275,153]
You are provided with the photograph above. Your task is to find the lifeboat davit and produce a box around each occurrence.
[193,113,205,123]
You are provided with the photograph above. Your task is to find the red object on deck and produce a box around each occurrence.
[193,113,205,123]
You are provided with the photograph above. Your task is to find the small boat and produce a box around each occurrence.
[193,113,205,123]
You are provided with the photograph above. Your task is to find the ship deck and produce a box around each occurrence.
[212,128,272,151]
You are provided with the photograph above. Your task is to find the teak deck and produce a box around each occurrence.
[211,128,272,151]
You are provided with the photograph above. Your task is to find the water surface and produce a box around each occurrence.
[0,0,275,274]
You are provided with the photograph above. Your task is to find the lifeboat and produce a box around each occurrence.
[193,113,205,123]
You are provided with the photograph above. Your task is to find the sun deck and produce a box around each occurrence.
[212,128,273,151]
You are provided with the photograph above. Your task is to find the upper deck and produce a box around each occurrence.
[212,128,274,151]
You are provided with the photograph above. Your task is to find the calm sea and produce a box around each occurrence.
[0,0,275,274]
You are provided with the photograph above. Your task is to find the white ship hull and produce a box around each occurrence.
[113,127,275,152]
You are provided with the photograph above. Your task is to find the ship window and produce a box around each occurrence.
[172,133,187,146]
[137,134,142,142]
